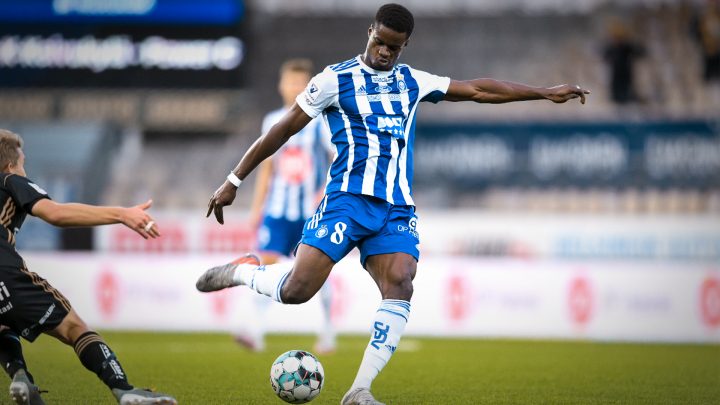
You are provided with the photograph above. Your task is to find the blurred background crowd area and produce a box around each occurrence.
[0,0,718,224]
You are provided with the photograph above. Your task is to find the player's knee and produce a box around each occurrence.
[280,282,315,304]
[383,268,414,300]
[55,311,90,345]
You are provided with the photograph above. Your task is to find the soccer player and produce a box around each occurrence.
[0,129,176,405]
[239,58,336,353]
[197,4,590,404]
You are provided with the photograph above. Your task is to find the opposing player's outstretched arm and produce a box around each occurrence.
[207,103,313,224]
[444,79,590,104]
[31,198,160,239]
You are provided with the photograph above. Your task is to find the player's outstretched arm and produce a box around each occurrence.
[444,79,590,104]
[31,198,160,239]
[207,103,313,224]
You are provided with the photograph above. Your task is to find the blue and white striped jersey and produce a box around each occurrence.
[296,55,450,206]
[263,107,332,221]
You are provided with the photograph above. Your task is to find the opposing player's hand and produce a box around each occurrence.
[206,181,238,224]
[124,199,161,239]
[545,84,590,104]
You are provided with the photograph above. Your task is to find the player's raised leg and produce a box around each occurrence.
[195,253,261,293]
[197,244,335,304]
[46,309,177,405]
[342,253,416,405]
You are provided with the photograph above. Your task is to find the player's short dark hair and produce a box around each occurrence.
[0,129,22,172]
[374,3,414,37]
[280,58,314,77]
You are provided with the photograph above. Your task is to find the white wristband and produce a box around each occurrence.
[226,172,242,187]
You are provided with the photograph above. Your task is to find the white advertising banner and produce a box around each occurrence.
[21,253,720,343]
[93,211,720,262]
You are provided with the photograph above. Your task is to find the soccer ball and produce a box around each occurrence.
[270,350,324,403]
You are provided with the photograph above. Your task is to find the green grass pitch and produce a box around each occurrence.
[8,332,719,404]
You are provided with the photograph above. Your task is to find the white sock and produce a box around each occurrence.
[351,299,411,390]
[317,281,336,346]
[232,262,292,303]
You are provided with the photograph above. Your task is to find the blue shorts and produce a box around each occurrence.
[257,216,306,257]
[301,192,420,266]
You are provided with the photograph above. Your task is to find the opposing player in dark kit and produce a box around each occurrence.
[0,129,176,405]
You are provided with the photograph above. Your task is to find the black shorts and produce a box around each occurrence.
[0,263,71,342]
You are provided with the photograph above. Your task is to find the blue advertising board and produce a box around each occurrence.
[0,0,244,25]
[414,121,720,188]
[0,0,246,87]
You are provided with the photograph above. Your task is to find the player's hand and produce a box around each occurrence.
[123,199,161,239]
[545,84,590,104]
[207,181,238,224]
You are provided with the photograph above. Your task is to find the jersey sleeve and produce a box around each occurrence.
[296,68,338,118]
[4,175,50,213]
[410,67,451,104]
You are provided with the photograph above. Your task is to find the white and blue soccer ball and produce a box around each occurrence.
[270,350,324,403]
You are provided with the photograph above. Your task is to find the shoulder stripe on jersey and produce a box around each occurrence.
[330,58,360,72]
[2,174,12,187]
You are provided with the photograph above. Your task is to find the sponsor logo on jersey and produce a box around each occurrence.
[0,282,9,301]
[0,301,12,314]
[38,303,55,325]
[374,84,392,94]
[377,115,405,138]
[408,216,418,238]
[397,216,419,238]
[356,84,367,95]
[371,76,394,83]
[0,281,12,313]
[305,82,320,103]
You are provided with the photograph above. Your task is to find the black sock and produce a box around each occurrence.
[73,331,132,391]
[0,329,33,383]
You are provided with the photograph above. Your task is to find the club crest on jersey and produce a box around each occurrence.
[315,224,328,238]
[397,79,407,92]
